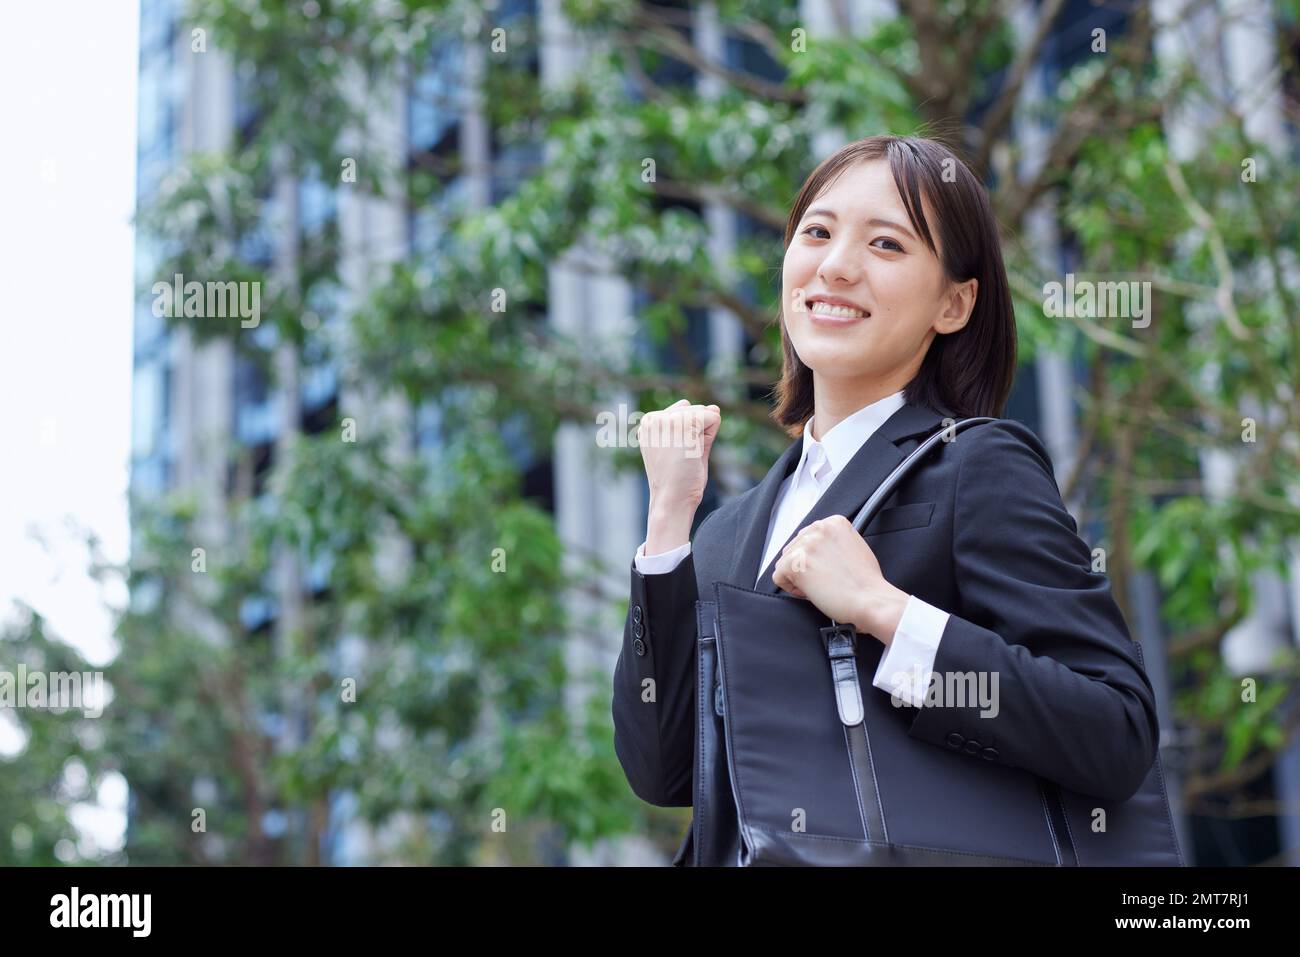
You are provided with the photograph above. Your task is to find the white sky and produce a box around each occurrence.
[0,1,139,858]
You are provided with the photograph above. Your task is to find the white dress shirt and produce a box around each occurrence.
[633,389,946,707]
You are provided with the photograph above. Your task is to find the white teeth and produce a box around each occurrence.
[809,302,865,318]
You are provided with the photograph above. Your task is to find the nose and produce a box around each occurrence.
[816,236,860,286]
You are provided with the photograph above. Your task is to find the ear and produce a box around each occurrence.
[934,278,977,335]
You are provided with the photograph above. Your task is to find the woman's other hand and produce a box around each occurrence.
[771,514,909,644]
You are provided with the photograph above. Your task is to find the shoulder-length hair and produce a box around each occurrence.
[771,134,1017,437]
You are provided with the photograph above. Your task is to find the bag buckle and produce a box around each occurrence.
[821,622,858,657]
[821,623,864,726]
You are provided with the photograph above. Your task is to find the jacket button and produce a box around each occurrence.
[633,638,646,657]
[980,747,998,761]
[632,604,643,623]
[633,621,644,639]
[963,740,981,755]
[945,732,964,748]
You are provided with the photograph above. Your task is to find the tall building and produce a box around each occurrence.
[132,0,1298,865]
[133,0,355,862]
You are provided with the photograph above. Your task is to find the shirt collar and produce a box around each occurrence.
[794,389,907,485]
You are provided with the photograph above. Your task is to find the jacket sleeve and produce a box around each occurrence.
[611,519,710,807]
[903,419,1160,802]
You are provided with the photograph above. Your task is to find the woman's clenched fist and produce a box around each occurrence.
[637,399,721,508]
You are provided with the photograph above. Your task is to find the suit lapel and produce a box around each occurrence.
[725,433,804,591]
[732,400,951,594]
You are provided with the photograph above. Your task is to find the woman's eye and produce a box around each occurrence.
[800,226,901,251]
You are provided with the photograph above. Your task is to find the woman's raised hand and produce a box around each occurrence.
[637,399,720,553]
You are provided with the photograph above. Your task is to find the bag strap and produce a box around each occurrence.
[826,416,997,633]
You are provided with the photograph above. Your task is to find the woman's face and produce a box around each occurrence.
[781,158,975,387]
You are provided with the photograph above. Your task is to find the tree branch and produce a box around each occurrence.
[976,0,1071,173]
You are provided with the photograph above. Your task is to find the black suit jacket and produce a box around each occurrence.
[611,399,1162,859]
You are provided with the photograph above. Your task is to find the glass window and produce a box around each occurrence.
[1043,0,1131,82]
[139,0,178,55]
[137,56,172,153]
[131,356,168,459]
[490,140,543,204]
[130,455,168,498]
[300,362,338,417]
[136,48,178,200]
[410,175,469,261]
[238,593,278,632]
[414,398,444,454]
[234,61,266,145]
[298,175,337,238]
[134,300,167,358]
[234,355,278,446]
[304,549,333,594]
[631,276,711,375]
[239,191,279,267]
[724,35,786,83]
[409,40,464,153]
[498,0,537,22]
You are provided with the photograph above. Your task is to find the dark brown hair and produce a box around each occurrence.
[771,134,1017,437]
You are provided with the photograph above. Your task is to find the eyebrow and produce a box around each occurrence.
[802,206,918,242]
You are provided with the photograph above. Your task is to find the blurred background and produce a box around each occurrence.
[2,0,1299,866]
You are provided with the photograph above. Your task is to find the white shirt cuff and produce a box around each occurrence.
[872,595,949,708]
[634,540,691,575]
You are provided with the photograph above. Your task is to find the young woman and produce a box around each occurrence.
[611,134,1166,867]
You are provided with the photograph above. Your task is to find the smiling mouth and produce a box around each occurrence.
[808,301,869,323]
